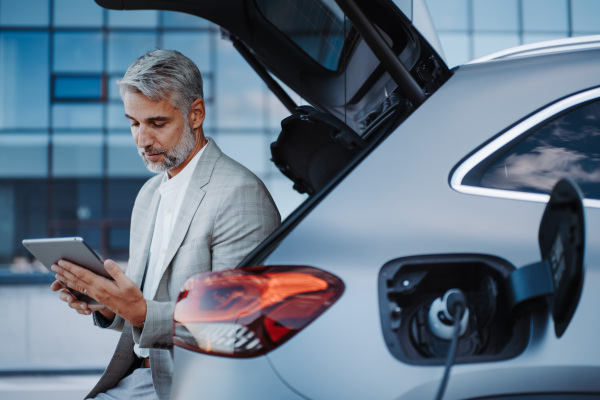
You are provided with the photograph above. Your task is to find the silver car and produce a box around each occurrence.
[96,0,600,399]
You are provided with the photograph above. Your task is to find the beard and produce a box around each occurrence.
[138,123,196,174]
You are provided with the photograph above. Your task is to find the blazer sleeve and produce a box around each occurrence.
[92,311,125,332]
[132,300,175,349]
[211,180,281,271]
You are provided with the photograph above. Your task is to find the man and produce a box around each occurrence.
[50,49,281,400]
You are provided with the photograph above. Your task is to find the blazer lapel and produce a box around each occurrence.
[131,178,163,288]
[158,138,222,283]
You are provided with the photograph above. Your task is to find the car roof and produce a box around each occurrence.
[468,35,600,64]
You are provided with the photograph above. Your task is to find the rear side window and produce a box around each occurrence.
[452,88,600,206]
[254,0,357,71]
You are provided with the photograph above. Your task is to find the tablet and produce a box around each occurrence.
[22,237,111,304]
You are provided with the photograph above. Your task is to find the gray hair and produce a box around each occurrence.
[118,49,204,117]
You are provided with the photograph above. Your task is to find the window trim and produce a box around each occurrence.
[450,87,600,209]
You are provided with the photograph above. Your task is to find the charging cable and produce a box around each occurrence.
[431,289,468,400]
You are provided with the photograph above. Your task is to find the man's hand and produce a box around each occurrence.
[51,259,147,328]
[50,279,108,316]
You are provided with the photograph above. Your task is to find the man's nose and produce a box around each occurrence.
[135,124,154,148]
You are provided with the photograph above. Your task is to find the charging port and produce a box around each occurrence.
[378,254,531,365]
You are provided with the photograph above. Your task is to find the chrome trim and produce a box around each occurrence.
[468,35,600,64]
[451,87,600,209]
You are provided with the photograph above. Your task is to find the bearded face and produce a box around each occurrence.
[137,121,196,174]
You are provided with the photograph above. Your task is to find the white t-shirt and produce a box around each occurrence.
[135,145,206,358]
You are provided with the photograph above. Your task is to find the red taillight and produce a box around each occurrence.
[173,265,344,358]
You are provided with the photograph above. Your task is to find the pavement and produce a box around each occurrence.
[0,283,119,400]
[0,374,102,400]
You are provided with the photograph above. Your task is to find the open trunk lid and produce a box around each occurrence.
[95,0,450,135]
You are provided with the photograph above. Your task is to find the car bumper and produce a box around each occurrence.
[170,347,304,400]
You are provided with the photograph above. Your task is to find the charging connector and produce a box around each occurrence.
[428,289,470,340]
[431,289,468,400]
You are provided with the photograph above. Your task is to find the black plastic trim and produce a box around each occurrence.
[230,34,298,114]
[378,254,530,366]
[334,0,425,106]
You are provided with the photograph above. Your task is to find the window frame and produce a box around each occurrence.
[450,86,600,209]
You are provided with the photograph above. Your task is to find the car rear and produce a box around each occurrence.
[170,41,600,399]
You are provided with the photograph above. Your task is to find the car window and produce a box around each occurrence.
[254,0,358,71]
[458,92,600,203]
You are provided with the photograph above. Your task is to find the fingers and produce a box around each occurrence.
[55,260,91,282]
[57,288,92,315]
[53,259,142,325]
[51,260,93,295]
[50,280,64,292]
[57,288,74,303]
[50,263,97,316]
[103,259,124,281]
[88,304,108,313]
[100,259,145,327]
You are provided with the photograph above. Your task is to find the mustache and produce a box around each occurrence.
[138,146,167,156]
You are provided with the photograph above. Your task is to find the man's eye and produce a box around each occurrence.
[154,122,166,128]
[130,122,139,127]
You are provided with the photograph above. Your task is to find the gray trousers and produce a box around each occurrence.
[88,368,159,400]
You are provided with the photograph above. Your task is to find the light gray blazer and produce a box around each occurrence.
[86,138,280,400]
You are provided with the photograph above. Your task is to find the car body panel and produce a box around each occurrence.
[263,265,600,399]
[259,45,600,399]
[170,347,304,399]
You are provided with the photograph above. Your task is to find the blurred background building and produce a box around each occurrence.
[0,0,599,377]
[428,0,600,68]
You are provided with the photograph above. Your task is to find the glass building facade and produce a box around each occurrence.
[428,0,600,68]
[1,0,600,276]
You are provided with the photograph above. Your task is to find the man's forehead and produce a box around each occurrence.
[123,90,168,105]
[123,91,178,118]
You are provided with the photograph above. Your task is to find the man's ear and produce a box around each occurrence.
[189,98,205,129]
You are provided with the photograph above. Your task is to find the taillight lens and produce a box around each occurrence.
[173,265,344,358]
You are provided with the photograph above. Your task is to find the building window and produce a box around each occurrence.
[0,32,50,129]
[53,31,103,73]
[53,0,104,27]
[0,134,49,178]
[0,0,50,27]
[53,76,105,101]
